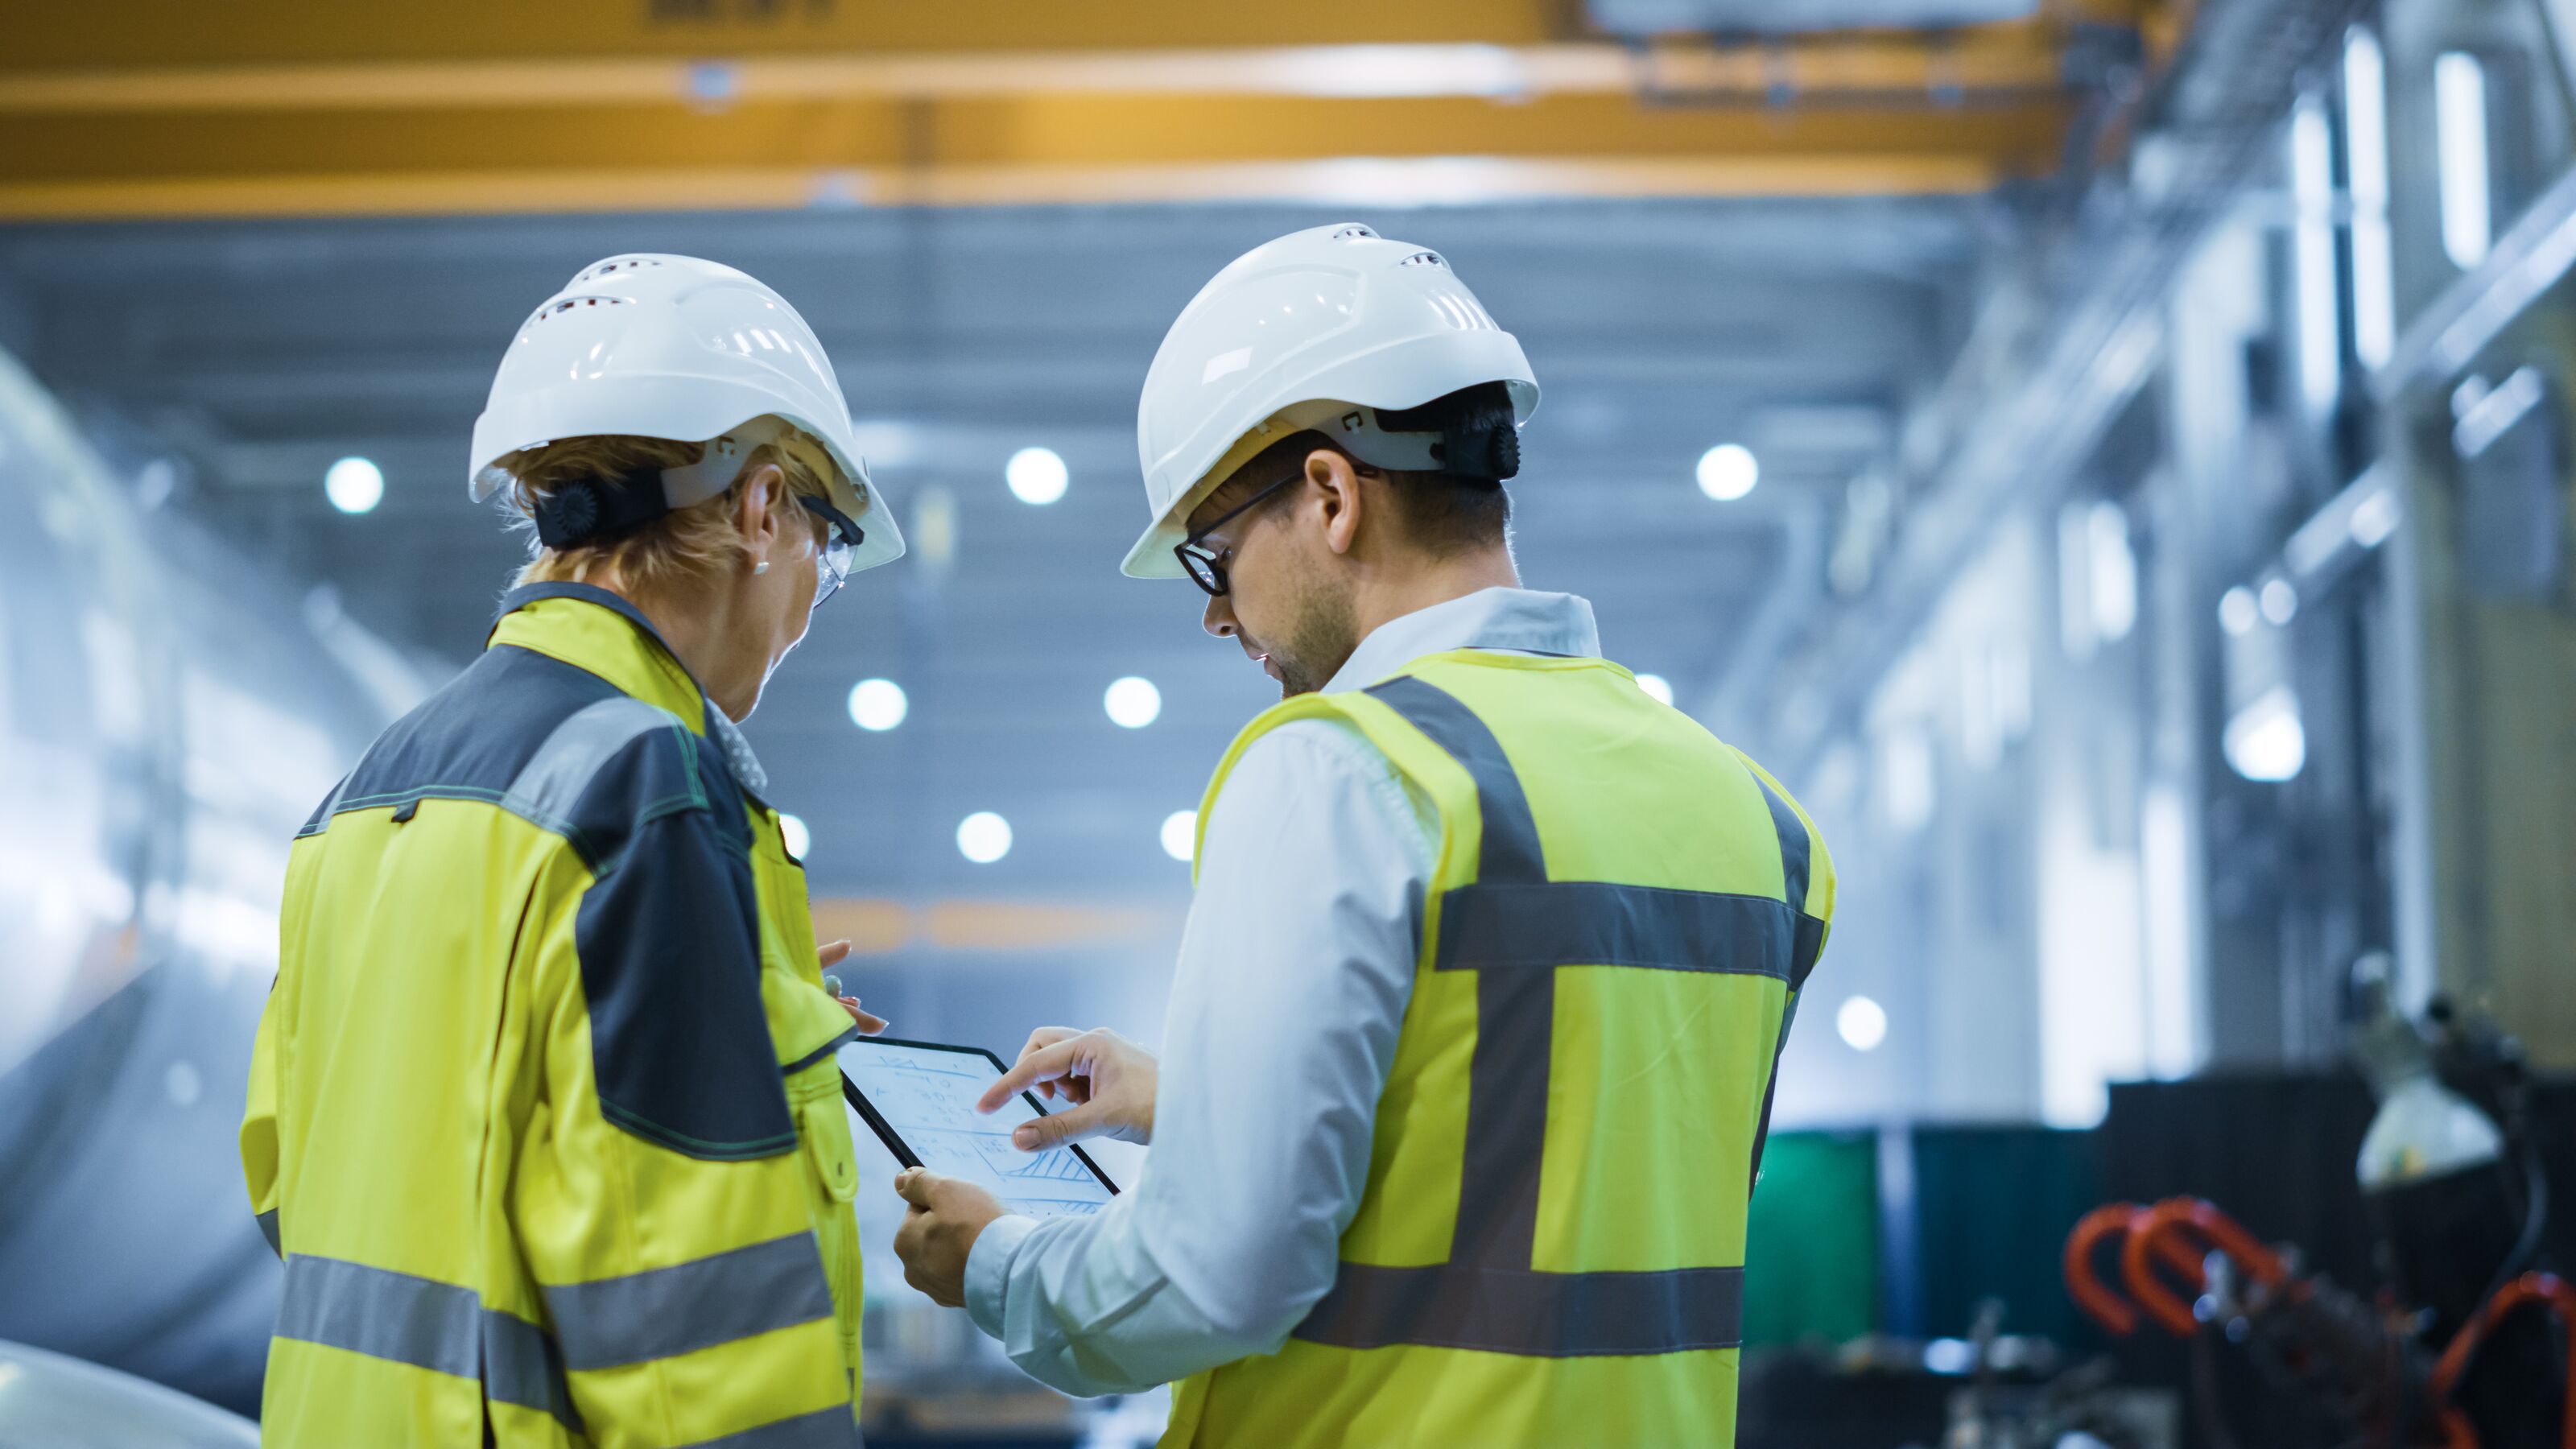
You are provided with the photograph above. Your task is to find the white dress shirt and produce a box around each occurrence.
[962,588,1603,1397]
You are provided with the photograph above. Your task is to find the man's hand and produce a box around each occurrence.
[891,1169,1008,1308]
[816,938,888,1034]
[978,1027,1159,1149]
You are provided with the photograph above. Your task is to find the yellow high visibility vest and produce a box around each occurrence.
[1163,649,1834,1449]
[240,584,866,1447]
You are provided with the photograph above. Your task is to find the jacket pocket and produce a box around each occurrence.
[791,1070,865,1371]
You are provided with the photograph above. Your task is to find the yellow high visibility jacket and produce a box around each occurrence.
[1162,648,1835,1449]
[241,583,866,1448]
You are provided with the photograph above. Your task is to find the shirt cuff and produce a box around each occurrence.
[964,1212,1039,1339]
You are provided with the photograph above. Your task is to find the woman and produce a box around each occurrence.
[241,254,898,1447]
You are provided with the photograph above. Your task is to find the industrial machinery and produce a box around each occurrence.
[0,1340,259,1448]
[2064,997,2572,1449]
[0,345,413,1416]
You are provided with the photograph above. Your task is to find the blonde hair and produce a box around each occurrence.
[497,427,838,601]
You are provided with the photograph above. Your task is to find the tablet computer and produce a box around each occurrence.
[837,1035,1120,1219]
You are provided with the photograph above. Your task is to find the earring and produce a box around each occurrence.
[753,559,770,576]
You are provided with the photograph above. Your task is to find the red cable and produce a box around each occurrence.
[2429,1273,2576,1449]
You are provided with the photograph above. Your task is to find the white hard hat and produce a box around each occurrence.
[1124,222,1538,579]
[469,253,904,574]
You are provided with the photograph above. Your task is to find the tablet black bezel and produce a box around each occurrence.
[836,1034,1121,1198]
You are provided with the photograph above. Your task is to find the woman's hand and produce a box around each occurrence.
[816,939,888,1034]
[976,1026,1158,1148]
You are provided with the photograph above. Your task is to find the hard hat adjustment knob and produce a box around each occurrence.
[532,484,601,547]
[530,472,671,549]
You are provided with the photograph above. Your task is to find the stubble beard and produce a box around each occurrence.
[1268,581,1359,700]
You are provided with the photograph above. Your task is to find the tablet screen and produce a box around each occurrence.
[836,1037,1118,1219]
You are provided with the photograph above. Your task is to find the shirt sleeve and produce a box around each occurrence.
[962,718,1432,1397]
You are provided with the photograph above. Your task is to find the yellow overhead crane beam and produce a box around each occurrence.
[0,0,2172,220]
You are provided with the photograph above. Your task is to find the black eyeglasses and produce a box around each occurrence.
[799,494,866,613]
[1173,473,1301,598]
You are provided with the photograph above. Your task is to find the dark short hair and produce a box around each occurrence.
[1216,382,1516,557]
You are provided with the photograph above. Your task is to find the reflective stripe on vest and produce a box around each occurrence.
[1744,768,1823,1187]
[275,1232,839,1437]
[275,1255,582,1434]
[538,1233,836,1371]
[1286,674,1818,1358]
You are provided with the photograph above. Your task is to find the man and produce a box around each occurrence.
[243,255,896,1446]
[890,224,1835,1447]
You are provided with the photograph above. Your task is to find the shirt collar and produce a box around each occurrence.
[487,582,775,802]
[1322,587,1601,694]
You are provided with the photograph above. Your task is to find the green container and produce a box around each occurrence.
[1741,1129,1880,1347]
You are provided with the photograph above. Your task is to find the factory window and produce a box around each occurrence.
[2435,52,2495,269]
[1880,726,1937,834]
[2343,27,2396,369]
[2058,500,2136,660]
[2289,93,2343,415]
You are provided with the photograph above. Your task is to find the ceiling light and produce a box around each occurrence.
[778,812,811,859]
[1836,995,1888,1052]
[847,678,907,732]
[2219,586,2260,636]
[1634,673,1674,706]
[957,811,1013,865]
[2224,686,2307,782]
[1161,810,1197,862]
[325,456,383,514]
[2260,579,2299,625]
[1104,675,1162,729]
[1006,446,1069,506]
[1695,444,1758,502]
[2349,488,2401,548]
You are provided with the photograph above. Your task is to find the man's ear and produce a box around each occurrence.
[1309,449,1364,558]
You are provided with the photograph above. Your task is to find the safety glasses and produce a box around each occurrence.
[1173,473,1301,598]
[798,494,866,613]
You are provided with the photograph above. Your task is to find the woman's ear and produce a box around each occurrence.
[734,462,789,553]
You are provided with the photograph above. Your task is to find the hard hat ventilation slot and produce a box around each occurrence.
[576,258,665,283]
[529,295,630,325]
[1397,251,1447,269]
[1330,225,1377,241]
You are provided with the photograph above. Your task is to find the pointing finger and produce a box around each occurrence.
[980,1038,1084,1113]
[1016,1026,1079,1063]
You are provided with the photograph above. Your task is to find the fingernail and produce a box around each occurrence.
[1013,1125,1038,1148]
